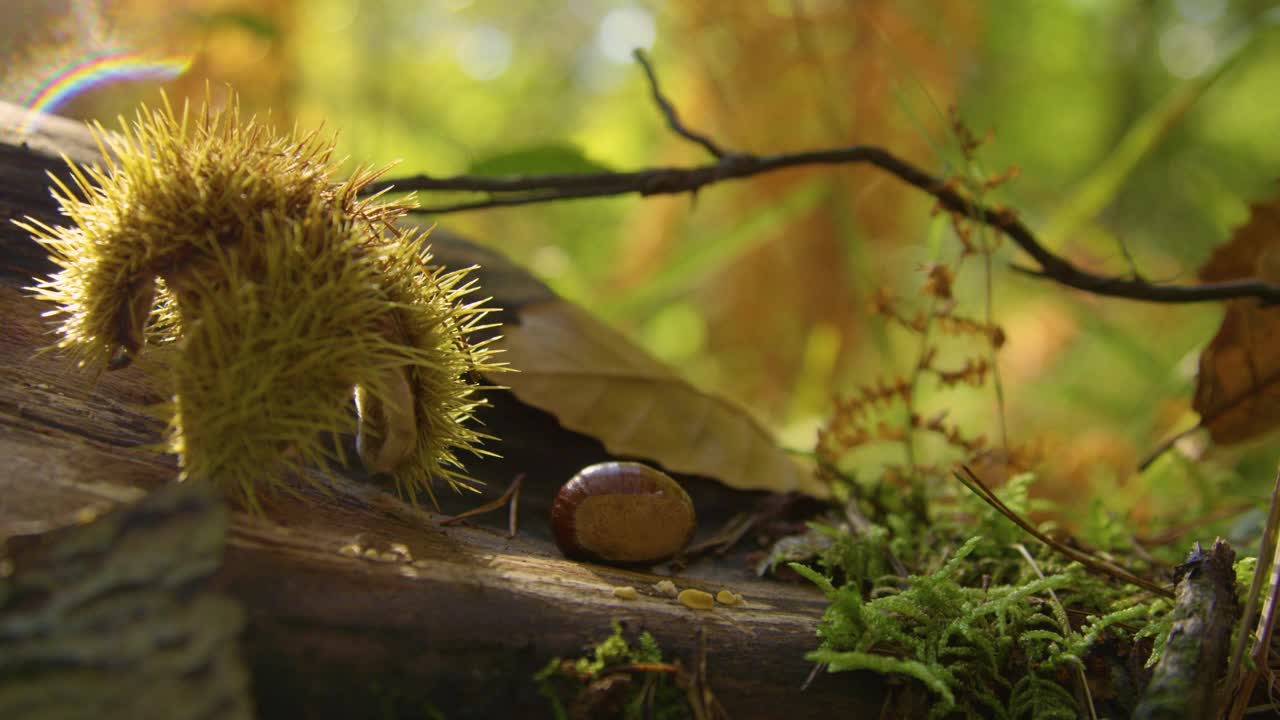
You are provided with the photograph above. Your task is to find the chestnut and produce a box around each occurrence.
[551,462,696,565]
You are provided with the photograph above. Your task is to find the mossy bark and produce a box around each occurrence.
[1133,538,1239,720]
[0,478,251,720]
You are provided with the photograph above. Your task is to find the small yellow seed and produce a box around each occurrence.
[362,548,381,560]
[612,586,640,600]
[716,590,744,606]
[375,551,401,563]
[338,544,362,558]
[677,588,715,610]
[653,579,678,597]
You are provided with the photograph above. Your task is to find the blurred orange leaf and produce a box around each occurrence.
[1193,199,1280,443]
[496,300,827,498]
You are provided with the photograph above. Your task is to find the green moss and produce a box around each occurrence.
[535,623,685,720]
[793,474,1176,717]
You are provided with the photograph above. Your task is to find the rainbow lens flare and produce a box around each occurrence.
[18,50,193,131]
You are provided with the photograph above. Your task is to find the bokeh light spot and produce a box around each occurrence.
[1174,0,1225,24]
[642,303,707,364]
[1159,22,1216,79]
[317,0,361,34]
[530,244,573,280]
[596,7,655,64]
[453,24,512,81]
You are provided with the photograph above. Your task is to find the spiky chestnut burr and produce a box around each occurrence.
[19,95,502,509]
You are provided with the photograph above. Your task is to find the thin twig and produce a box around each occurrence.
[978,221,1011,455]
[632,49,725,159]
[689,628,710,720]
[440,473,524,538]
[683,512,754,558]
[902,293,942,477]
[955,466,1173,598]
[1141,364,1280,470]
[1227,471,1280,718]
[1137,423,1203,472]
[691,627,728,720]
[1232,546,1280,720]
[507,472,522,539]
[598,662,681,677]
[800,661,825,692]
[365,55,1280,307]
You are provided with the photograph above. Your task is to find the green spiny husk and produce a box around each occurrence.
[21,93,502,508]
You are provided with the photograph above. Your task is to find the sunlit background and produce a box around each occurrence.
[5,0,1280,527]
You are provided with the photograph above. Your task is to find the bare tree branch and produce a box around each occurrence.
[632,49,726,159]
[365,52,1280,306]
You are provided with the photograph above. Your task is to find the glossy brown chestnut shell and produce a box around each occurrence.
[550,461,696,565]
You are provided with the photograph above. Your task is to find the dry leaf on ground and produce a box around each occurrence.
[1193,199,1280,443]
[496,300,826,498]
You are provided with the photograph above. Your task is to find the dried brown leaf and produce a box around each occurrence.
[1194,200,1280,443]
[923,264,955,299]
[1199,201,1280,283]
[496,300,827,498]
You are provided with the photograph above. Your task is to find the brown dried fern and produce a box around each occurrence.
[817,112,1023,491]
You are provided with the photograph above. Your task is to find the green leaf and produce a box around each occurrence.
[1039,31,1257,251]
[467,144,613,176]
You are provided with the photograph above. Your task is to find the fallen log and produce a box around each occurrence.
[0,101,879,718]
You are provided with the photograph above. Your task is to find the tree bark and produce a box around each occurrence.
[0,102,881,718]
[0,479,252,720]
[1134,538,1239,720]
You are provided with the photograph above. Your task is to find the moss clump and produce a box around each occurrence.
[791,474,1177,719]
[535,623,686,720]
[21,94,501,508]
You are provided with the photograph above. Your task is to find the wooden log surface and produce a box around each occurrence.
[0,478,252,720]
[0,102,881,718]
